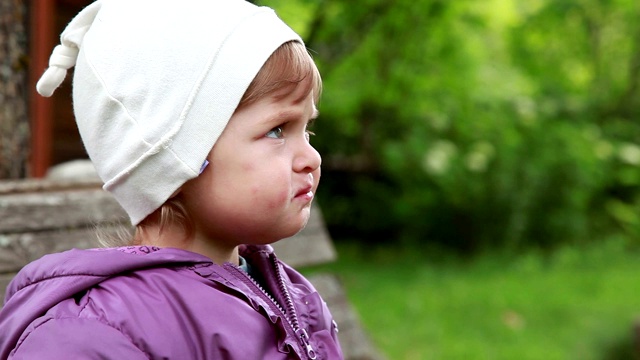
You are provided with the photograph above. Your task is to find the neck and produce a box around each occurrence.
[135,221,240,265]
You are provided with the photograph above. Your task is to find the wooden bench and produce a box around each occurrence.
[0,178,383,360]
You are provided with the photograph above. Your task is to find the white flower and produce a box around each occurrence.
[618,143,640,165]
[465,141,495,173]
[423,140,457,175]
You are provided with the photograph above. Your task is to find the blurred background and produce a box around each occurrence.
[2,0,640,358]
[268,1,640,358]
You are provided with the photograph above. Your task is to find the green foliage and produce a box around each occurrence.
[264,0,640,251]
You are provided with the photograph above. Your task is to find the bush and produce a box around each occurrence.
[270,0,640,252]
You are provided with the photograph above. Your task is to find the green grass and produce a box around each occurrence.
[307,238,640,359]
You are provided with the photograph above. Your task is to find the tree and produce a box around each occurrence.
[264,0,640,251]
[0,0,29,179]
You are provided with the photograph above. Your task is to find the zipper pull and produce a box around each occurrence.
[296,328,317,359]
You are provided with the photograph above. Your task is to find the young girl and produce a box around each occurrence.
[0,0,343,359]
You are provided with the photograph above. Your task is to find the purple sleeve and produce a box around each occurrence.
[9,317,147,359]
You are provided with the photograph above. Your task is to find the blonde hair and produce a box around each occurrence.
[239,41,322,107]
[100,41,322,247]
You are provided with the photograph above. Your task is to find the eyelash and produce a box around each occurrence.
[265,124,315,140]
[265,126,284,139]
[305,130,315,141]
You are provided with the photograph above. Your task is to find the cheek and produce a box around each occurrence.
[242,162,255,172]
[237,157,291,207]
[262,188,289,210]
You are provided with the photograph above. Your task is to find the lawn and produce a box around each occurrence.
[310,238,640,359]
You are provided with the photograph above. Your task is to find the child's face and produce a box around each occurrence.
[182,81,321,245]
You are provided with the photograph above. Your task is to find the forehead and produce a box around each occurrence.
[229,81,316,128]
[270,75,317,106]
[268,85,318,120]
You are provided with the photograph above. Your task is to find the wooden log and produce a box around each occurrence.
[308,274,385,360]
[0,226,102,274]
[0,212,335,275]
[0,178,384,360]
[0,178,336,291]
[0,177,335,266]
[0,274,13,300]
[0,178,102,194]
[273,204,336,268]
[0,188,126,233]
[634,318,640,358]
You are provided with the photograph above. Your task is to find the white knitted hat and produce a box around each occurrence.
[37,0,302,225]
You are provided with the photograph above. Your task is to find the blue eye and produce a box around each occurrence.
[266,126,284,139]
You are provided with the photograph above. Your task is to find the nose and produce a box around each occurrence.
[294,140,321,174]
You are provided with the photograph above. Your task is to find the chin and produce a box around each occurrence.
[261,223,309,244]
[239,211,311,244]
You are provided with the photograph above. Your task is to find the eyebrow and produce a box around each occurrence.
[266,108,319,126]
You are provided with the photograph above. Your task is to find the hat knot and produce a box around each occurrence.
[36,44,79,97]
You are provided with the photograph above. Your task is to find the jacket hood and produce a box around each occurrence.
[0,247,214,359]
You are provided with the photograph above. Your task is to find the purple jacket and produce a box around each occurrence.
[0,245,343,359]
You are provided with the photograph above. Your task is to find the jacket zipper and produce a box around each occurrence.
[270,254,317,360]
[224,262,317,359]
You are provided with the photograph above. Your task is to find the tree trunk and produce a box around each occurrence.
[0,0,29,179]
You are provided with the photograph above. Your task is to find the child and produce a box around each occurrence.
[0,0,343,359]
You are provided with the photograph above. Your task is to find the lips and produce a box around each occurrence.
[295,185,314,198]
[294,174,316,201]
